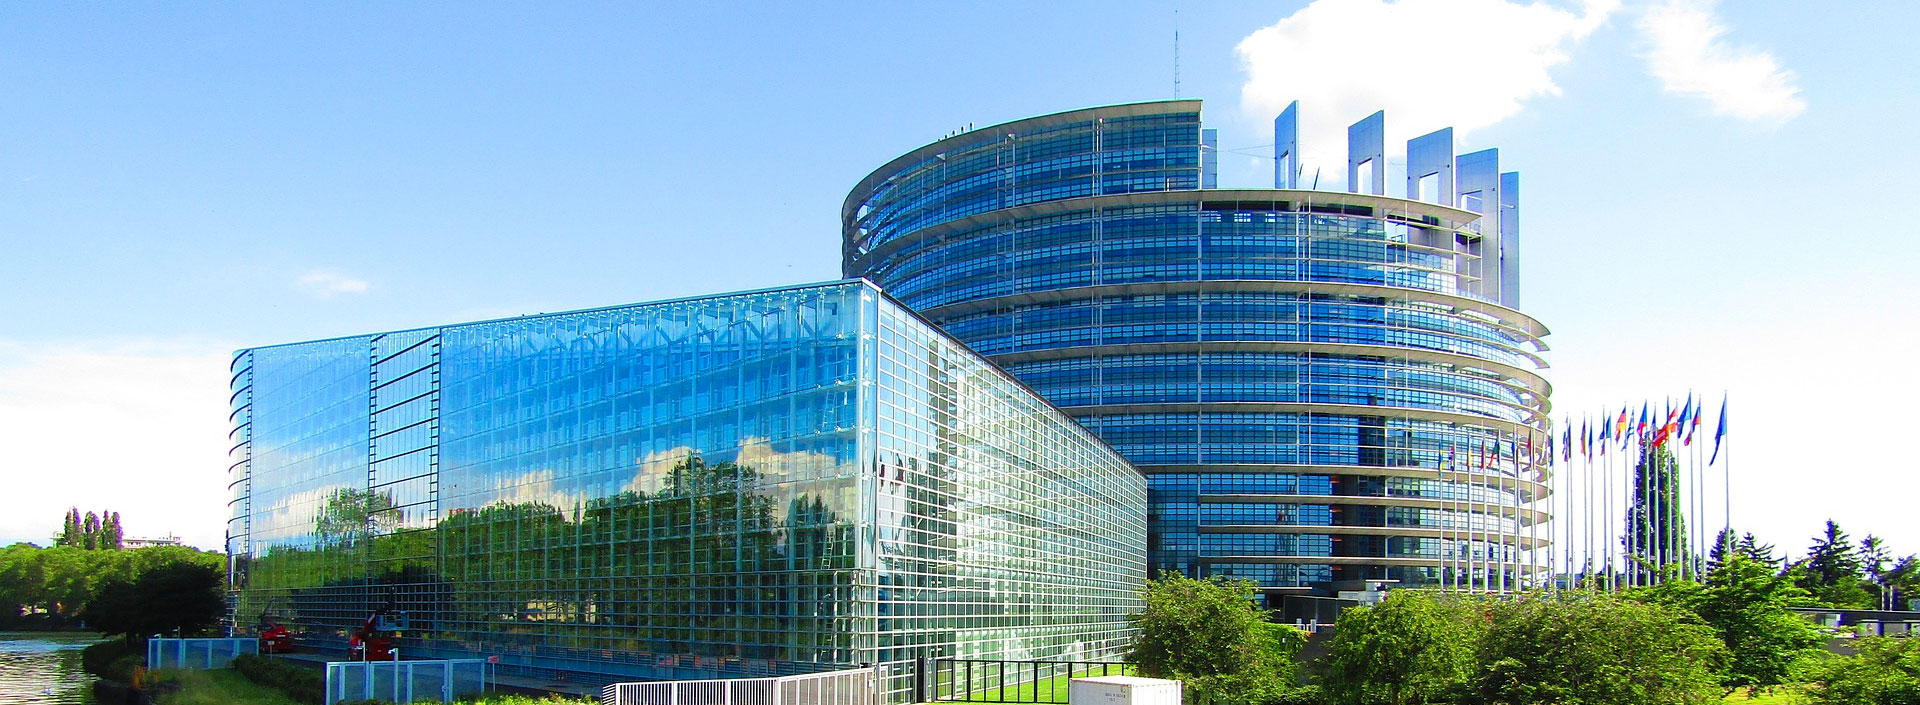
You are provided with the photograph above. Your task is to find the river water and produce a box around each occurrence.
[0,632,98,705]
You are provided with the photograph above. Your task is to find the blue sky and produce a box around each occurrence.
[4,1,1914,565]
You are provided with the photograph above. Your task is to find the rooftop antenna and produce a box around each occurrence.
[1173,10,1181,98]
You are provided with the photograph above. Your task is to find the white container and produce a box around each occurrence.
[1069,675,1182,705]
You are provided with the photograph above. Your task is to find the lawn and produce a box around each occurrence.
[459,695,598,704]
[1724,687,1800,704]
[939,664,1138,703]
[147,667,597,705]
[149,667,304,705]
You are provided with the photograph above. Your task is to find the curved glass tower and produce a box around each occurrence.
[844,100,1551,599]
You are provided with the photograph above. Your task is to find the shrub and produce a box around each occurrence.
[1319,590,1484,705]
[1794,635,1920,705]
[1127,574,1308,705]
[84,561,226,641]
[233,653,326,705]
[81,639,142,683]
[1476,592,1725,705]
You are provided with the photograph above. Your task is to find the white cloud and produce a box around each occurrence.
[1236,0,1617,185]
[1638,0,1804,122]
[0,341,234,550]
[297,270,371,298]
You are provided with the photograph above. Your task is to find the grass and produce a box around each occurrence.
[940,664,1138,703]
[1724,686,1800,704]
[458,695,599,704]
[149,667,306,705]
[148,666,596,705]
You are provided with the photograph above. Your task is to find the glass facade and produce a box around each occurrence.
[226,281,1146,700]
[845,101,1551,595]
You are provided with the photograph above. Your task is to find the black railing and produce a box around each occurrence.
[917,658,1132,704]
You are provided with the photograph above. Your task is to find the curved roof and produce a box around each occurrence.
[842,99,1205,224]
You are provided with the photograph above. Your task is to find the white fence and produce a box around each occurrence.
[325,659,491,704]
[146,638,258,670]
[601,667,877,705]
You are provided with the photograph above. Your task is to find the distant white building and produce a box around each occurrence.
[123,534,183,548]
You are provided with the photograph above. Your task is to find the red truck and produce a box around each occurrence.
[346,613,399,661]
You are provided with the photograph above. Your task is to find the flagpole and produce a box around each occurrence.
[1601,418,1610,591]
[1448,442,1459,591]
[1570,421,1579,590]
[1471,438,1483,593]
[1601,422,1610,591]
[1499,435,1509,593]
[1480,437,1491,593]
[1443,441,1459,591]
[1585,417,1594,591]
[1638,429,1649,586]
[1723,395,1731,537]
[1443,443,1455,591]
[1697,413,1707,574]
[1611,419,1620,590]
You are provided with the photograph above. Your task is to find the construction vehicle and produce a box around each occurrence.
[345,611,404,661]
[257,618,293,654]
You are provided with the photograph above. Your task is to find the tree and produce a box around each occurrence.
[1792,521,1873,608]
[1320,590,1482,705]
[82,512,100,550]
[1735,532,1780,569]
[1861,535,1894,610]
[1886,556,1919,611]
[102,512,124,550]
[1634,551,1823,693]
[83,561,225,643]
[1794,635,1920,705]
[1623,443,1688,582]
[1477,592,1725,705]
[1127,574,1305,705]
[59,509,82,548]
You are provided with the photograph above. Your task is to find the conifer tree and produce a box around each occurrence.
[104,511,123,550]
[1737,532,1780,568]
[82,512,100,550]
[1791,520,1872,608]
[1623,443,1688,581]
[59,508,81,547]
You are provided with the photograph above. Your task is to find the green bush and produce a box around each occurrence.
[456,695,600,704]
[1794,635,1920,705]
[1127,574,1309,705]
[81,639,142,683]
[1475,592,1726,705]
[1319,590,1483,705]
[232,654,325,705]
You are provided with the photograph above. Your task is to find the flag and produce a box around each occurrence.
[1536,434,1551,482]
[1444,445,1456,473]
[1561,422,1572,462]
[1614,407,1629,439]
[1600,411,1612,455]
[1636,402,1650,438]
[1582,417,1592,460]
[1710,395,1729,465]
[1678,393,1693,436]
[1686,397,1704,446]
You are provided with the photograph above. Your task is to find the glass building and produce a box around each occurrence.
[225,280,1146,698]
[843,100,1551,600]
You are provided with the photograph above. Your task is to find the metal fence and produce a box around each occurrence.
[601,666,877,705]
[325,659,491,704]
[922,659,1131,704]
[146,638,258,670]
